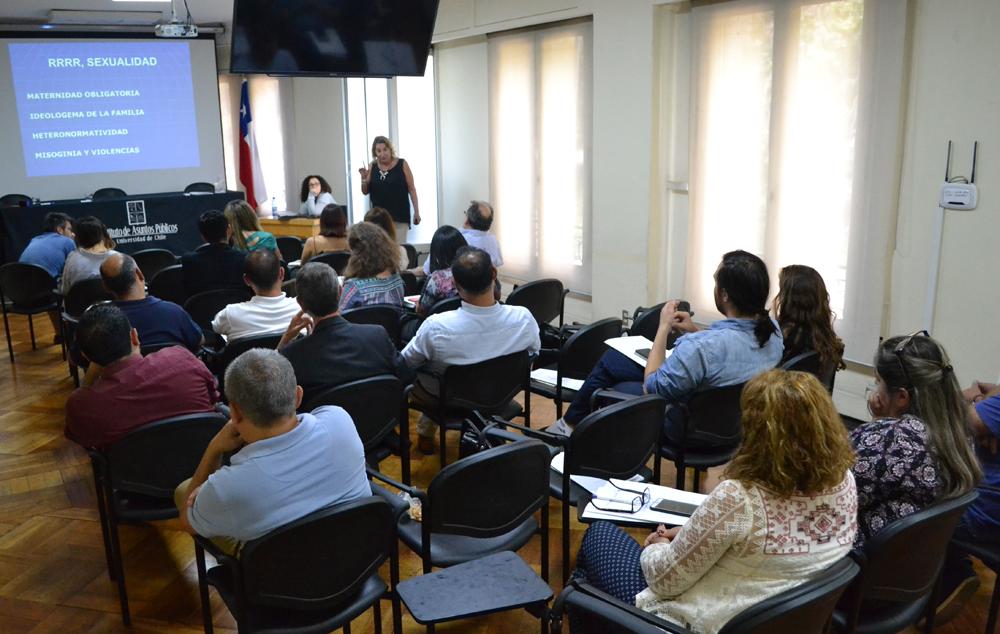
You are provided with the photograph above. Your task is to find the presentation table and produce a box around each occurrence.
[1,190,244,261]
[259,217,320,239]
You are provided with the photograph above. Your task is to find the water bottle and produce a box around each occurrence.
[271,196,278,219]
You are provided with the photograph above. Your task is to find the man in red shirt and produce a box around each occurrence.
[65,303,219,449]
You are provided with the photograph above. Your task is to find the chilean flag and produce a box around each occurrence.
[238,78,267,208]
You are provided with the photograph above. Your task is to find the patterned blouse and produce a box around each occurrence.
[418,269,458,313]
[850,414,941,547]
[339,274,404,311]
[637,474,857,632]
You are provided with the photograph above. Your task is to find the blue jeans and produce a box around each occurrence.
[563,350,645,426]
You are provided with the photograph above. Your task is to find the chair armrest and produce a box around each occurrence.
[590,388,639,409]
[366,466,424,500]
[193,533,238,567]
[482,416,567,448]
[550,580,693,634]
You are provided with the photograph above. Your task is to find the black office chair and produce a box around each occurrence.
[341,304,403,348]
[370,440,552,581]
[400,270,424,296]
[282,278,297,298]
[411,349,533,468]
[426,295,461,317]
[0,193,32,207]
[92,187,127,200]
[183,288,253,331]
[89,412,226,625]
[831,490,979,634]
[184,182,215,194]
[0,262,59,363]
[139,342,178,357]
[780,350,837,393]
[530,317,624,419]
[194,496,401,634]
[131,248,178,280]
[276,236,304,263]
[950,485,1000,634]
[212,333,284,395]
[507,278,568,330]
[147,264,187,307]
[550,556,860,634]
[302,374,412,485]
[657,383,745,491]
[402,243,419,269]
[61,278,114,385]
[311,250,351,275]
[628,303,664,341]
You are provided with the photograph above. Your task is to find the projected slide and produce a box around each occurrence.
[8,41,199,178]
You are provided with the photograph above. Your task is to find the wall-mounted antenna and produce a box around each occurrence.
[970,141,979,184]
[944,139,952,181]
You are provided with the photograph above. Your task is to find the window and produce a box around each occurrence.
[489,20,593,291]
[345,56,440,244]
[683,0,907,362]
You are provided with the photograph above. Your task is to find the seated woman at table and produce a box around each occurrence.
[301,204,350,262]
[339,221,404,310]
[416,225,466,316]
[773,264,845,381]
[298,174,336,216]
[364,206,409,271]
[224,200,277,253]
[59,216,118,295]
[572,369,857,634]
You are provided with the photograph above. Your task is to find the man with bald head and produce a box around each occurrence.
[422,200,504,275]
[100,252,202,351]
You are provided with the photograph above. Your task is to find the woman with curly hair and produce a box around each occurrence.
[339,221,403,310]
[773,264,845,384]
[224,200,277,252]
[298,174,336,216]
[572,370,857,633]
[364,206,409,270]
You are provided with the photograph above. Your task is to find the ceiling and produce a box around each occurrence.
[0,0,234,29]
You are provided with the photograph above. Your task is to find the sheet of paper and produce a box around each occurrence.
[580,478,708,525]
[550,453,645,495]
[531,368,584,391]
[604,335,670,367]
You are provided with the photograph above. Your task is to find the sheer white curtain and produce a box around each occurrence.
[684,0,908,362]
[489,20,593,291]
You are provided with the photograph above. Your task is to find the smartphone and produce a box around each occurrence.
[636,348,651,359]
[651,498,699,516]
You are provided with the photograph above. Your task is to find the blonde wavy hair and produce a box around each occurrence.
[725,369,855,496]
[344,221,399,279]
[223,200,263,251]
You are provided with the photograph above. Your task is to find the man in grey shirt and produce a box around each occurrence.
[176,348,370,551]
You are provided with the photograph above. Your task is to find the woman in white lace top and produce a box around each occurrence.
[573,369,859,633]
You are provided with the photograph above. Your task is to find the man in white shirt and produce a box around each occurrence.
[402,246,539,453]
[422,200,503,274]
[211,249,299,341]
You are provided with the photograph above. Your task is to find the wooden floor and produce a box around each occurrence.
[0,314,995,633]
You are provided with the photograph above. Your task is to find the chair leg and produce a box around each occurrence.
[693,469,702,493]
[27,313,35,350]
[195,544,214,634]
[985,571,999,634]
[556,397,563,420]
[390,541,403,634]
[373,598,382,634]
[2,305,13,364]
[343,622,351,634]
[439,423,447,469]
[561,498,570,586]
[108,516,131,625]
[91,471,115,581]
[540,501,550,583]
[674,461,686,490]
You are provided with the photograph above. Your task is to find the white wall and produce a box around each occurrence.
[286,78,349,208]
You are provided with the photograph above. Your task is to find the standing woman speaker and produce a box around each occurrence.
[358,135,420,242]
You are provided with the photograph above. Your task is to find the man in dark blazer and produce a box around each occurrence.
[278,262,414,408]
[181,210,248,297]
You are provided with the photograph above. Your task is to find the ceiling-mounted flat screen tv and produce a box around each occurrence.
[230,0,439,77]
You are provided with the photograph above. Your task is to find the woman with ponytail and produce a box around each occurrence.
[547,250,783,438]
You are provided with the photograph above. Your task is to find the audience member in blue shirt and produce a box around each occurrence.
[549,250,783,442]
[176,349,370,552]
[100,253,203,352]
[18,212,76,342]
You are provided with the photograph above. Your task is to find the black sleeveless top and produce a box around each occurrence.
[368,158,410,225]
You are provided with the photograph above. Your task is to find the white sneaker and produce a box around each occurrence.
[544,417,573,437]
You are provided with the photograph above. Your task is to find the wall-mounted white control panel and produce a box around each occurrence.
[939,182,978,210]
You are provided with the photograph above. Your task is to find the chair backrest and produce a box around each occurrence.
[428,440,551,538]
[276,236,304,263]
[719,557,860,633]
[681,383,746,448]
[780,350,836,393]
[147,264,187,306]
[239,496,394,611]
[506,278,566,327]
[63,278,113,317]
[427,295,461,316]
[402,243,418,269]
[400,270,422,296]
[301,374,404,451]
[341,304,402,347]
[440,349,531,415]
[218,333,283,372]
[131,248,179,280]
[104,412,227,497]
[559,318,624,379]
[183,288,252,330]
[281,278,296,298]
[92,187,127,200]
[1,193,32,208]
[628,303,664,341]
[566,395,665,480]
[311,250,351,275]
[852,490,978,608]
[184,182,215,194]
[140,342,178,357]
[0,262,57,308]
